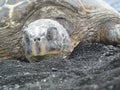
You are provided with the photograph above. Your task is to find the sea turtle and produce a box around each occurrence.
[0,0,120,62]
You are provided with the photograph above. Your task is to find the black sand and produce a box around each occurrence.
[0,42,120,90]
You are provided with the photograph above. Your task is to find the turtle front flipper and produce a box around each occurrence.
[97,22,120,45]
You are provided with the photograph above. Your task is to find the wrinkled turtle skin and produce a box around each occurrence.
[0,0,120,62]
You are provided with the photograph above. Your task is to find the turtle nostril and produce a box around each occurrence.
[34,38,40,42]
[34,39,36,41]
[37,38,40,41]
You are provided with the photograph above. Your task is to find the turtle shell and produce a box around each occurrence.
[1,0,119,28]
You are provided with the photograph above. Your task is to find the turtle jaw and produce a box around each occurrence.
[24,38,61,62]
[25,37,48,62]
[27,50,70,62]
[25,38,71,62]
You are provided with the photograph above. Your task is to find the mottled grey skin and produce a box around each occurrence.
[23,19,72,62]
[0,0,120,62]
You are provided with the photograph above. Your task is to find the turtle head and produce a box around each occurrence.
[22,19,72,62]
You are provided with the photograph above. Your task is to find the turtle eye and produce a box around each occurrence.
[47,31,53,40]
[46,27,58,41]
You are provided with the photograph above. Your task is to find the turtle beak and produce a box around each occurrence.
[31,37,46,56]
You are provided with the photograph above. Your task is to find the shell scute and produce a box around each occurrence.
[0,0,37,27]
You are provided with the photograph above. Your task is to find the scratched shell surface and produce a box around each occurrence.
[0,0,119,24]
[0,0,36,24]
